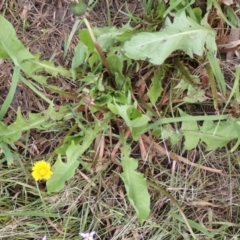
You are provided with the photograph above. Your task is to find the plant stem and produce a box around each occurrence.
[83,17,113,76]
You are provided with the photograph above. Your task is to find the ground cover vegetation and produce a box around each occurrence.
[0,0,240,239]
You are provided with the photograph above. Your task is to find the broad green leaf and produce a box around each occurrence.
[166,0,194,16]
[191,7,202,23]
[120,144,150,223]
[161,124,181,146]
[183,87,206,103]
[46,145,80,193]
[88,51,100,69]
[55,135,83,155]
[94,94,112,106]
[131,125,149,141]
[124,11,216,65]
[0,43,9,58]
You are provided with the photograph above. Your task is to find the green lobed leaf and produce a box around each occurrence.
[46,145,80,193]
[0,105,71,144]
[179,109,239,150]
[120,144,150,223]
[124,11,216,65]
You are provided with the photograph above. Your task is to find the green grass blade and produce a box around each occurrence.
[64,19,82,58]
[207,51,226,95]
[0,66,20,121]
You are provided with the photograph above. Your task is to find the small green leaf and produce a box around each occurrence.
[0,105,70,144]
[147,70,164,104]
[179,109,199,150]
[72,42,87,69]
[79,29,94,51]
[120,144,150,223]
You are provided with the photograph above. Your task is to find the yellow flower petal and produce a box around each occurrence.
[32,160,53,181]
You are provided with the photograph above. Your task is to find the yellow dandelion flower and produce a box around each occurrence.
[32,160,53,181]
